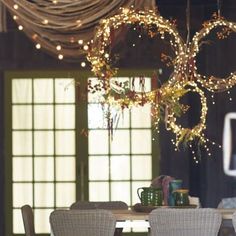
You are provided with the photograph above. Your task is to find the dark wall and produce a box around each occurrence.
[1,1,236,234]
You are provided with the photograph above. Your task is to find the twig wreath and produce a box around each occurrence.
[87,7,236,153]
[190,16,236,92]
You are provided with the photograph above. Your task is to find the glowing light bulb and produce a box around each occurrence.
[56,45,61,51]
[58,54,63,60]
[13,4,18,10]
[78,39,83,45]
[35,44,41,49]
[83,45,89,51]
[81,62,86,67]
[18,25,23,30]
[43,19,48,24]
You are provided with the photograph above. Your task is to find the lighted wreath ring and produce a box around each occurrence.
[87,8,186,95]
[190,18,236,92]
[166,81,208,146]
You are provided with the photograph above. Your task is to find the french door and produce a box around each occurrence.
[4,70,159,235]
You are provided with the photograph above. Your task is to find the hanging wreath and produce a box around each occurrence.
[190,16,236,92]
[166,81,208,147]
[87,8,186,94]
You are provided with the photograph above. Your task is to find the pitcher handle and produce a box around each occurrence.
[137,187,143,201]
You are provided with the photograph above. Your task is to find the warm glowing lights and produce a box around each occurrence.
[83,45,89,51]
[191,17,236,92]
[76,20,82,27]
[78,39,83,45]
[18,25,23,30]
[35,43,41,49]
[81,62,86,67]
[56,45,61,51]
[167,81,207,147]
[58,54,63,60]
[13,15,18,20]
[13,4,18,10]
[86,8,236,155]
[43,19,48,24]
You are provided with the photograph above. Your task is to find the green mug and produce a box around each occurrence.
[173,189,190,206]
[137,187,163,206]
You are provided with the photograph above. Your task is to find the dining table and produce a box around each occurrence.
[111,208,236,228]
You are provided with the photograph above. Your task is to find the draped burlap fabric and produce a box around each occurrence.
[1,0,156,60]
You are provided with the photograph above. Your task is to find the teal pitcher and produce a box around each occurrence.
[137,187,163,206]
[168,179,182,206]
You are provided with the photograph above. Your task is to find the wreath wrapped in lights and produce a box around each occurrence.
[87,7,209,148]
[87,8,236,152]
[190,16,236,92]
[166,81,208,147]
[87,8,185,88]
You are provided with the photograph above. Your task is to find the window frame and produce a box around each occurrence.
[4,69,160,236]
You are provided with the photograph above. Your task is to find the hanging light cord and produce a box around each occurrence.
[217,0,221,17]
[186,0,191,45]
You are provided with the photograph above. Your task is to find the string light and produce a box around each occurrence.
[78,39,83,45]
[56,45,61,51]
[86,8,236,156]
[191,17,236,92]
[81,62,86,67]
[35,43,41,49]
[58,54,63,60]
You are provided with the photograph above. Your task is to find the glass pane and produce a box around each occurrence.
[12,105,32,129]
[12,79,32,103]
[55,105,75,129]
[132,77,151,92]
[13,157,32,181]
[34,157,54,181]
[56,157,75,181]
[13,183,32,207]
[89,182,109,201]
[88,104,107,129]
[88,130,108,154]
[131,104,151,128]
[34,209,52,233]
[55,78,75,103]
[34,131,54,155]
[131,130,151,154]
[87,77,105,103]
[132,155,152,180]
[132,181,150,205]
[34,183,54,207]
[111,130,130,154]
[55,131,75,155]
[34,79,53,103]
[116,109,130,128]
[111,182,130,205]
[56,183,76,207]
[89,156,109,180]
[34,105,53,129]
[110,155,130,180]
[13,131,32,155]
[13,209,24,234]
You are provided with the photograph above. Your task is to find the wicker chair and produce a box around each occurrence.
[21,205,35,236]
[70,201,128,236]
[149,208,222,236]
[232,211,236,233]
[50,209,116,236]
